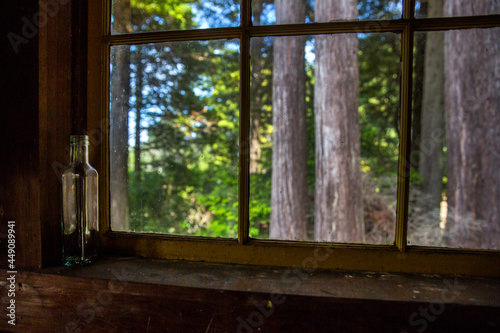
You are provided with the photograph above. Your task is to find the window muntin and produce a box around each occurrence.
[97,0,500,275]
[415,0,500,18]
[109,40,240,237]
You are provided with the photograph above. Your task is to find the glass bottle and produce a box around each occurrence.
[62,135,99,265]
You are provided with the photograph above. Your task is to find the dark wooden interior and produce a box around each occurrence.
[1,1,499,332]
[5,257,500,332]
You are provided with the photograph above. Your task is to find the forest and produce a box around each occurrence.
[108,0,500,250]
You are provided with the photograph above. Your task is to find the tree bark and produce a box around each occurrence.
[444,0,500,249]
[110,0,131,231]
[314,0,364,242]
[411,1,427,169]
[419,0,445,210]
[270,0,308,240]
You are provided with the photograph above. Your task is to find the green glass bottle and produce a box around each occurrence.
[62,135,99,265]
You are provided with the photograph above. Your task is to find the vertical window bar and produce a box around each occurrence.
[395,0,415,251]
[101,0,112,235]
[238,0,252,244]
[103,0,111,37]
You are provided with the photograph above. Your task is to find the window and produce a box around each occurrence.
[87,0,500,276]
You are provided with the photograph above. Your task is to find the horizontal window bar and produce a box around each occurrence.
[414,15,500,31]
[247,20,407,36]
[105,16,500,46]
[102,231,500,277]
[106,27,243,45]
[105,14,500,46]
[106,20,407,46]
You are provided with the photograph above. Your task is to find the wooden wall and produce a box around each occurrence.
[0,268,499,332]
[0,0,72,269]
[0,3,499,333]
[0,0,43,269]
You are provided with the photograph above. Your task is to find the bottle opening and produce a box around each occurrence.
[70,135,90,145]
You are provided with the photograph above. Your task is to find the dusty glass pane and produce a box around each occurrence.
[249,33,401,244]
[111,0,240,34]
[410,28,500,249]
[252,0,402,25]
[109,40,240,237]
[416,0,500,18]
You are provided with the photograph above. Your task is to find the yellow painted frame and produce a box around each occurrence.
[87,0,500,277]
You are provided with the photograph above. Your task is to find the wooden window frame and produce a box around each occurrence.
[87,0,500,277]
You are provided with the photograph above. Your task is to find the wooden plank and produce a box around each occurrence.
[70,0,88,133]
[101,232,500,277]
[0,0,73,270]
[0,0,43,269]
[0,264,499,332]
[42,256,500,306]
[38,0,73,268]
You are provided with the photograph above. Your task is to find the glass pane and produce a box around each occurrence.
[410,28,500,249]
[109,39,240,237]
[416,0,500,18]
[252,0,402,25]
[249,33,401,244]
[111,0,240,34]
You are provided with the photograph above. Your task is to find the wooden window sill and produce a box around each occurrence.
[3,256,500,332]
[42,256,500,306]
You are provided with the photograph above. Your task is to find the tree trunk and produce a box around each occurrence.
[411,1,427,169]
[249,0,264,174]
[314,0,364,242]
[419,0,445,210]
[444,0,500,249]
[110,0,131,231]
[270,0,307,240]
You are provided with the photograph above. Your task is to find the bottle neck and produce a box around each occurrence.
[70,137,90,164]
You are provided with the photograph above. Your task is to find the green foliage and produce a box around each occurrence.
[123,0,405,238]
[129,0,196,31]
[127,0,241,236]
[358,32,401,178]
